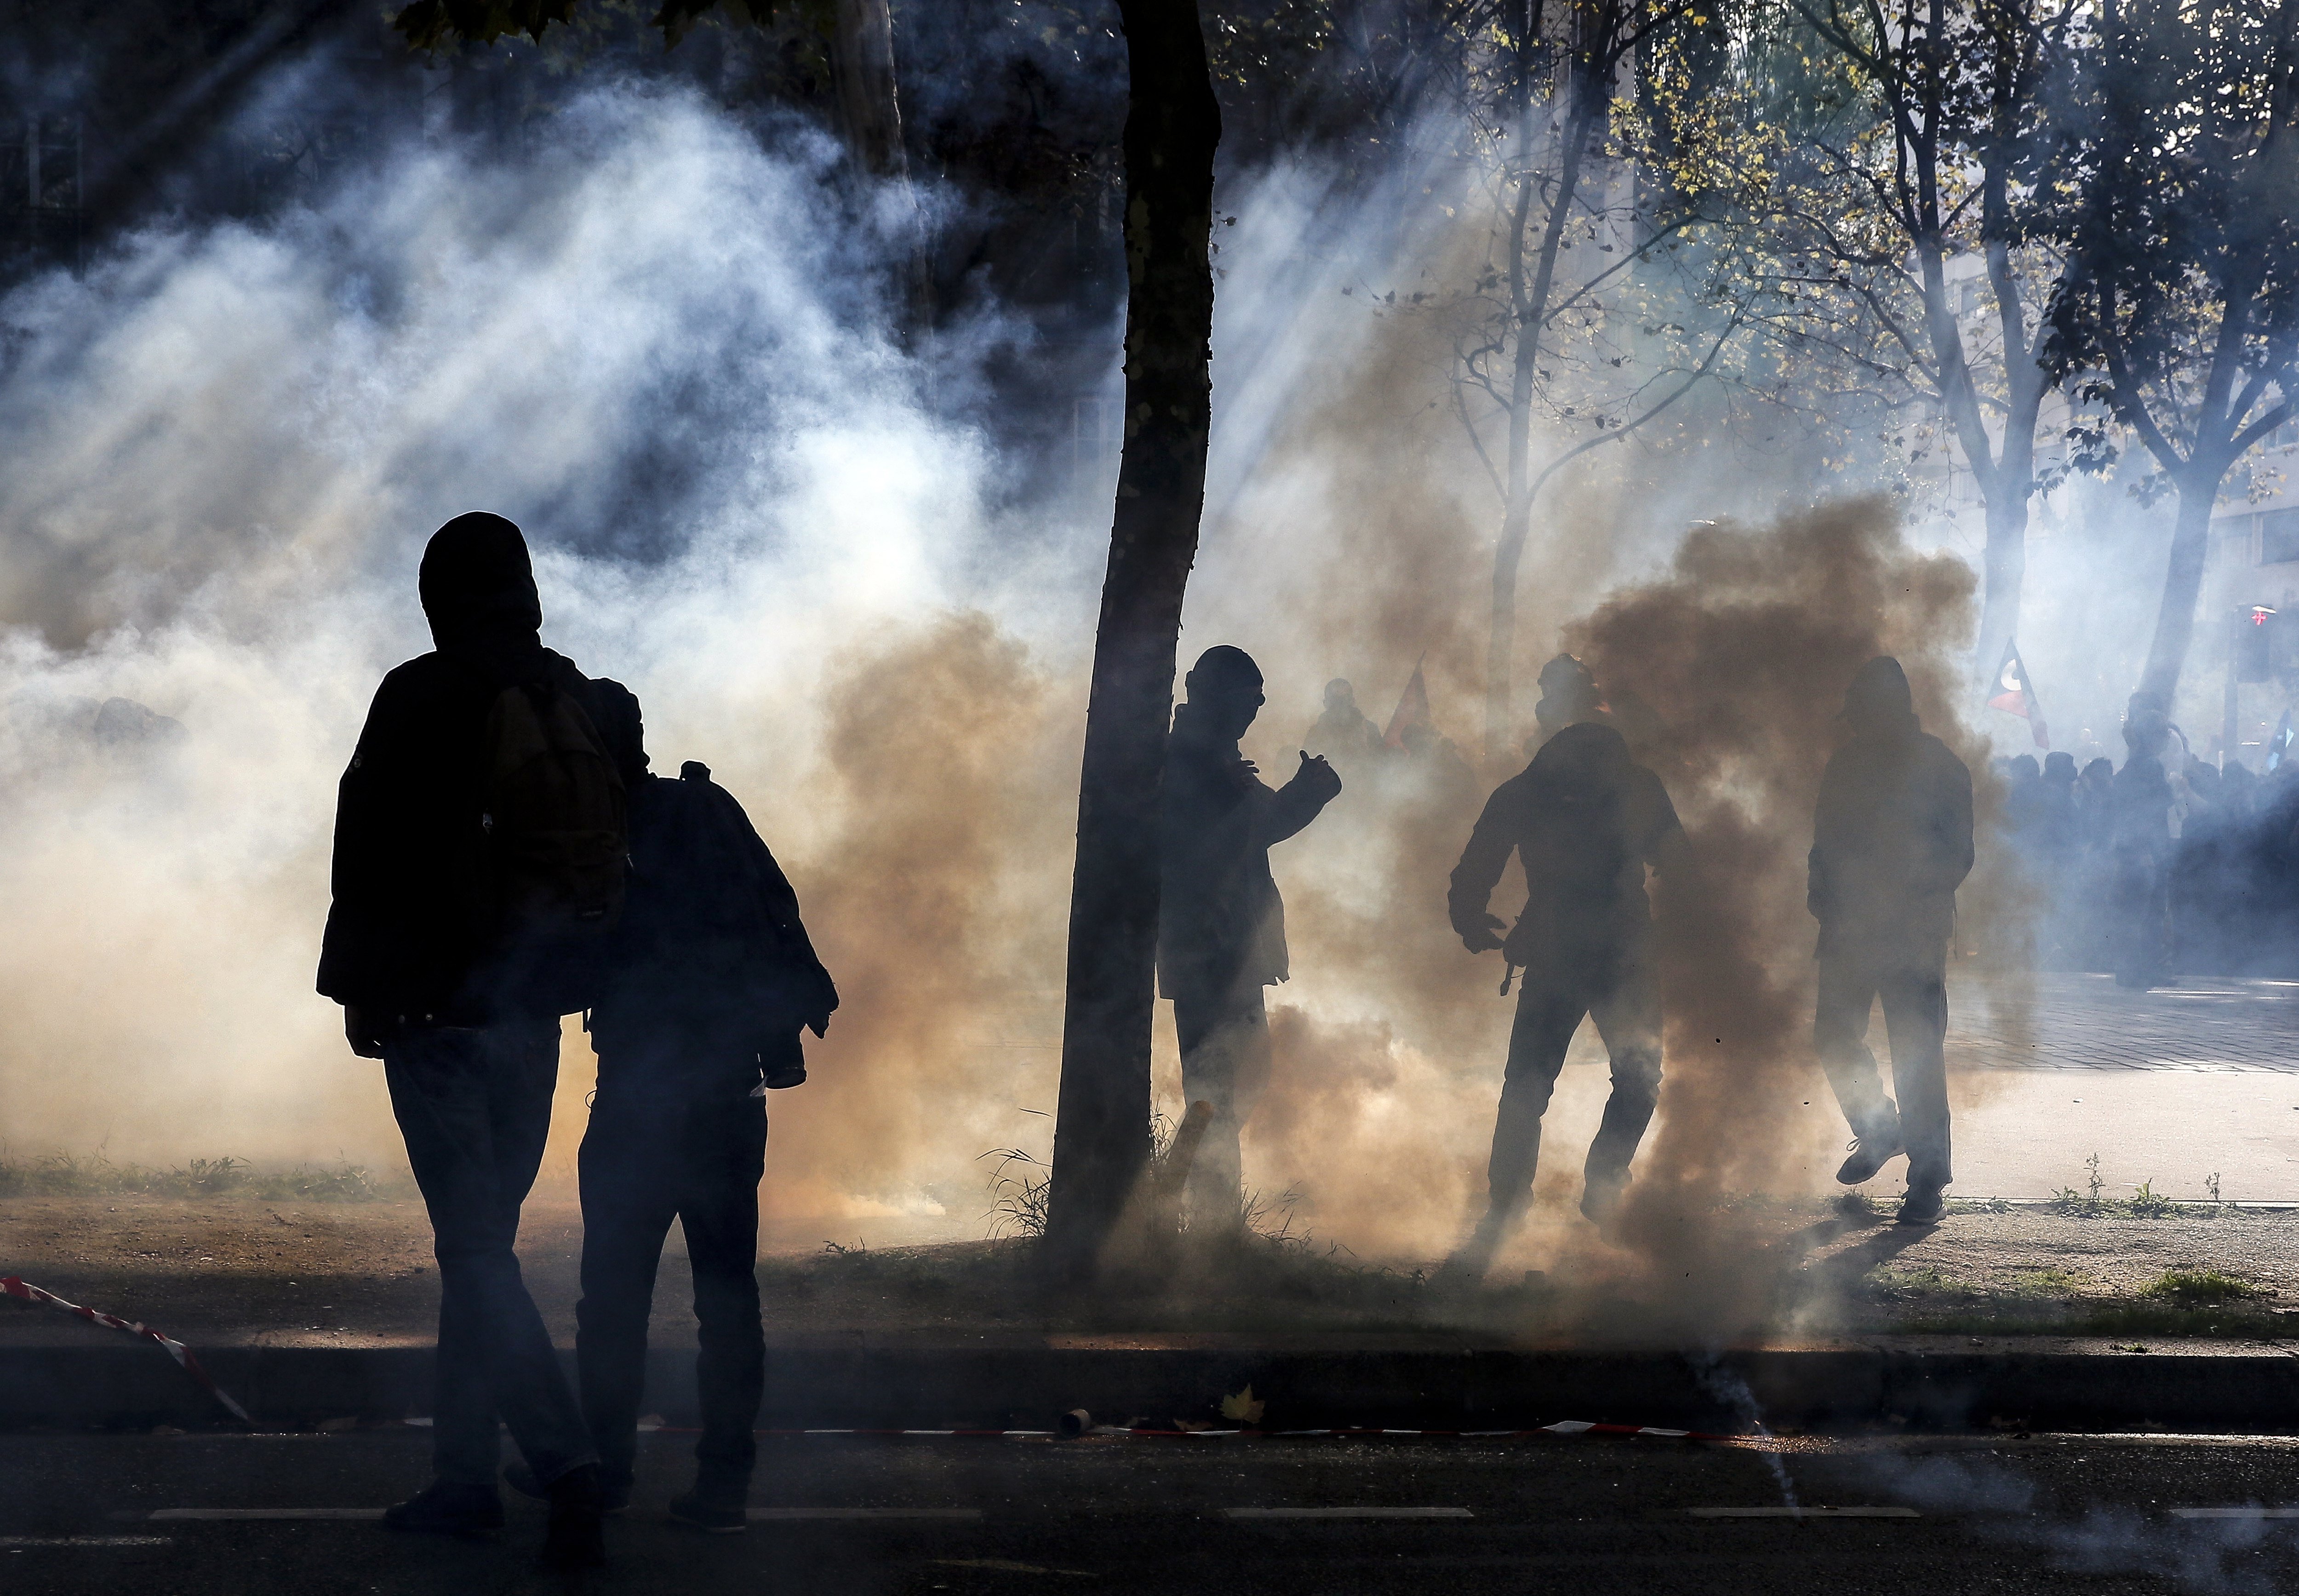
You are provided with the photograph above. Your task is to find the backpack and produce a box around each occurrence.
[479,677,628,962]
[591,761,836,1086]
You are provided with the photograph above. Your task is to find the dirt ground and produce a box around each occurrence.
[7,1193,2299,1350]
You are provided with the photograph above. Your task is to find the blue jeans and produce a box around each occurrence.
[384,1021,596,1487]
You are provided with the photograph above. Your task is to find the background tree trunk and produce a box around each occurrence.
[1973,490,2030,683]
[829,0,907,180]
[827,0,935,341]
[2139,477,2221,705]
[1042,0,1221,1278]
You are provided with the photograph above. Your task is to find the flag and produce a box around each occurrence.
[1384,654,1432,749]
[2270,709,2294,773]
[1987,637,2050,749]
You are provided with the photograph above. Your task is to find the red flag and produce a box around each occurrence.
[1987,637,2049,749]
[1384,655,1431,749]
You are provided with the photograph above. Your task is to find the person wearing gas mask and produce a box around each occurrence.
[1159,646,1342,1227]
[1446,719,1684,1276]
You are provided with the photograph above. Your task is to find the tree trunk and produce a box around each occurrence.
[2138,474,2223,706]
[1483,86,1594,764]
[827,0,935,342]
[829,0,908,181]
[1973,489,2030,684]
[1041,0,1221,1278]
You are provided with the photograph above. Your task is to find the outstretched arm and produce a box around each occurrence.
[1263,751,1343,845]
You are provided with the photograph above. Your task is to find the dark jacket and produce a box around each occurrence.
[1808,721,1974,955]
[317,639,638,1023]
[1158,704,1337,999]
[1449,723,1682,968]
[2110,755,2175,857]
[589,765,837,1090]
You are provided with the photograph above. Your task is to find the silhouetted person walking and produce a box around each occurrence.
[2109,693,2177,988]
[1305,677,1382,765]
[319,513,633,1570]
[1446,721,1684,1275]
[572,702,837,1534]
[1810,657,1973,1226]
[1160,646,1341,1227]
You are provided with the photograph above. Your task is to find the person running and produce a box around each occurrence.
[1446,720,1684,1275]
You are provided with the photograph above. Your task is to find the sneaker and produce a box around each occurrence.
[381,1480,503,1536]
[668,1491,748,1534]
[505,1460,629,1514]
[1896,1186,1947,1225]
[1836,1133,1905,1185]
[537,1465,608,1572]
[1579,1175,1627,1226]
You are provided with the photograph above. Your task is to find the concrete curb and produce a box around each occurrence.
[6,1341,2298,1434]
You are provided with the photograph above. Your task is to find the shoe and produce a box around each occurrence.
[668,1490,749,1534]
[1579,1176,1627,1226]
[1896,1186,1947,1225]
[381,1480,503,1535]
[505,1460,629,1514]
[538,1464,608,1572]
[1836,1133,1905,1185]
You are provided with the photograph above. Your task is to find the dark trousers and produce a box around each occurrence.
[2109,845,2169,987]
[1485,946,1663,1220]
[1172,979,1271,1227]
[576,1071,766,1503]
[383,1021,595,1488]
[1814,938,1951,1190]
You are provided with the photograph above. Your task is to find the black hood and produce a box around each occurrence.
[419,513,543,651]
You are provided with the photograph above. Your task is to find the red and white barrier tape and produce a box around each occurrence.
[0,1275,249,1422]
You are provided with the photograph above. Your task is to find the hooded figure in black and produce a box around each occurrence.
[1159,646,1342,1225]
[572,694,838,1533]
[1808,657,1974,1225]
[318,513,633,1568]
[1447,721,1683,1275]
[2108,692,2177,988]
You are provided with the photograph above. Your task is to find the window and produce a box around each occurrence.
[2265,508,2299,566]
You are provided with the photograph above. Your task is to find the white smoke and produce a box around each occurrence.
[0,86,1092,1218]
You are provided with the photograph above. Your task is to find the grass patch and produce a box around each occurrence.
[1864,1264,1968,1299]
[2141,1269,2269,1306]
[2009,1267,2092,1297]
[0,1151,391,1202]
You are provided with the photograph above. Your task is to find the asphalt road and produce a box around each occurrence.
[5,1428,2299,1595]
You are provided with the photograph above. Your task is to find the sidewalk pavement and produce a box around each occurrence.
[8,1328,2298,1437]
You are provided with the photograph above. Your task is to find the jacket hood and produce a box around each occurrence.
[1842,656,1919,738]
[419,513,543,650]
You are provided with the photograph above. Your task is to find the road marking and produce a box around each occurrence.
[746,1508,982,1521]
[165,1434,336,1441]
[2172,1507,2299,1519]
[1222,1507,1473,1520]
[147,1509,385,1522]
[1690,1506,1919,1519]
[0,1536,173,1547]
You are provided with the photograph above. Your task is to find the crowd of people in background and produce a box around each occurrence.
[1997,693,2299,986]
